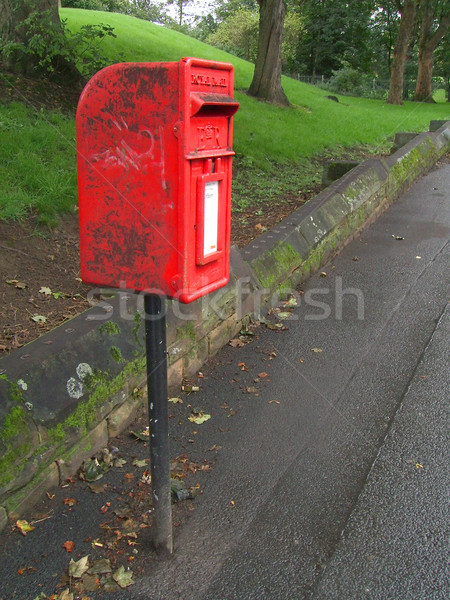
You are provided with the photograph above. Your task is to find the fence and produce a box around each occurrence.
[293,74,449,100]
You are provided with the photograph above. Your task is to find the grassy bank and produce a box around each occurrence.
[0,8,448,225]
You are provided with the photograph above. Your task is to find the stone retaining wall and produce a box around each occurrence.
[1,120,449,532]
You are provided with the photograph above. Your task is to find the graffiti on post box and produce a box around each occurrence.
[92,118,168,191]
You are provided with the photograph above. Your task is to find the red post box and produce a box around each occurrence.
[77,57,239,303]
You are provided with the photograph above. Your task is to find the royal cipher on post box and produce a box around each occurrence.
[77,57,239,303]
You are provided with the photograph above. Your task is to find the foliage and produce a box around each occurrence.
[327,67,367,95]
[127,0,170,23]
[62,0,114,9]
[189,13,218,41]
[1,4,116,80]
[206,9,259,61]
[214,0,259,21]
[292,0,375,77]
[282,11,305,74]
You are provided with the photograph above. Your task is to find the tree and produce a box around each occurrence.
[370,2,401,78]
[207,9,259,61]
[248,0,289,106]
[0,0,82,83]
[167,0,193,25]
[413,0,450,101]
[386,0,418,104]
[292,0,375,77]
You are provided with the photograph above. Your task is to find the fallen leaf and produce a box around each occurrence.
[39,286,52,295]
[58,590,74,600]
[68,555,89,578]
[113,507,131,520]
[6,279,27,289]
[277,312,292,320]
[113,565,135,588]
[352,256,359,261]
[168,397,183,404]
[88,482,108,494]
[258,372,269,379]
[122,518,139,533]
[46,492,55,500]
[16,520,34,535]
[229,338,245,348]
[320,272,327,278]
[88,558,112,575]
[269,400,281,405]
[171,479,193,501]
[244,386,258,394]
[311,348,323,353]
[114,457,127,468]
[83,458,110,482]
[63,498,76,507]
[130,429,149,441]
[265,322,287,331]
[81,572,99,592]
[283,297,298,307]
[132,458,148,468]
[140,471,152,484]
[62,541,75,553]
[188,411,211,424]
[31,314,47,323]
[227,409,237,417]
[100,504,110,514]
[125,473,135,480]
[103,577,120,592]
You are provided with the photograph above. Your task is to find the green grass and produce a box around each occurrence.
[0,102,77,225]
[0,7,448,224]
[62,9,449,165]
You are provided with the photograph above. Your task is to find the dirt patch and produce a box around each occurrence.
[0,188,319,356]
[0,216,91,353]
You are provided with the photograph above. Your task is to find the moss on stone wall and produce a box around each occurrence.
[252,243,302,290]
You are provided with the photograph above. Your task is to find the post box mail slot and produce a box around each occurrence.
[77,57,239,303]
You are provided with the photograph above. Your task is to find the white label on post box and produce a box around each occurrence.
[203,181,219,257]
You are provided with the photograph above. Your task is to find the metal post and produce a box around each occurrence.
[144,294,173,555]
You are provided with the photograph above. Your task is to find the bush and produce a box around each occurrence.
[328,68,365,95]
[1,6,117,80]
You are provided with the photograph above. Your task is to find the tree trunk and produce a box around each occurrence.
[413,0,450,102]
[248,0,289,106]
[0,0,81,83]
[386,0,418,105]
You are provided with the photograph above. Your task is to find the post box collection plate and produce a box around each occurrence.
[77,57,239,303]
